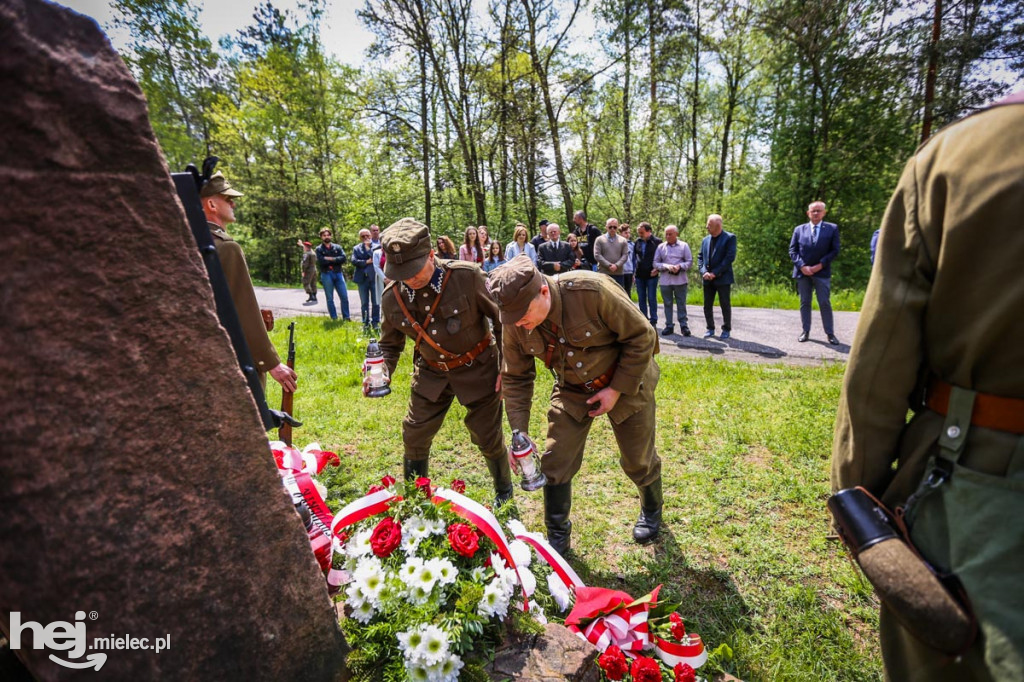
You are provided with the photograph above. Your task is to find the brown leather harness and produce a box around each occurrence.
[536,322,616,392]
[391,272,492,372]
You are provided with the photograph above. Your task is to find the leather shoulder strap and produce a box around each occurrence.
[390,270,453,357]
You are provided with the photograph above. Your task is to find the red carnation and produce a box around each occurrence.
[630,656,662,682]
[674,662,697,682]
[313,450,340,471]
[381,474,396,487]
[448,523,479,558]
[369,516,402,558]
[597,645,629,681]
[415,476,432,496]
[367,484,385,494]
[670,612,686,641]
[450,479,466,493]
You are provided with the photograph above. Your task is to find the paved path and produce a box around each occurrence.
[256,286,858,367]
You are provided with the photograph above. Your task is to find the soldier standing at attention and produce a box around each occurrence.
[202,172,297,392]
[832,93,1024,681]
[374,219,513,505]
[487,257,662,554]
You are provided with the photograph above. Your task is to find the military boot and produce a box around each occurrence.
[544,482,573,556]
[403,458,428,481]
[486,457,514,507]
[632,477,663,544]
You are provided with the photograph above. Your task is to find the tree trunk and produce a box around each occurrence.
[420,49,432,227]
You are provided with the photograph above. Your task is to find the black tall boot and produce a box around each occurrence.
[403,458,428,481]
[486,457,514,507]
[632,477,663,544]
[544,482,573,556]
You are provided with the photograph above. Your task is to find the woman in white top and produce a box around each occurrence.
[504,224,537,264]
[459,225,484,263]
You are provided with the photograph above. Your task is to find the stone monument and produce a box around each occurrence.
[0,0,348,678]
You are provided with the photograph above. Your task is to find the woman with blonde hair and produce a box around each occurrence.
[459,225,484,264]
[504,223,537,264]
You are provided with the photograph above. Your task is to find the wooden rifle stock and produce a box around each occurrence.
[279,321,297,445]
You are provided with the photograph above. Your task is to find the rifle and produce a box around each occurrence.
[279,322,297,445]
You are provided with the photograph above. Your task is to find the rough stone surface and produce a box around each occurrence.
[0,1,347,679]
[489,623,600,681]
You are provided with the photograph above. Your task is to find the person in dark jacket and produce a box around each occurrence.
[352,228,379,329]
[698,214,736,338]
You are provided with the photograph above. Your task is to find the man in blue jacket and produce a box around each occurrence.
[698,214,737,339]
[789,201,841,344]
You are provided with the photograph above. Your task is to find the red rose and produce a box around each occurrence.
[597,645,629,681]
[448,523,479,558]
[670,612,686,641]
[630,656,662,682]
[367,484,385,494]
[370,517,402,557]
[450,479,466,493]
[415,476,432,496]
[674,662,696,682]
[381,474,396,487]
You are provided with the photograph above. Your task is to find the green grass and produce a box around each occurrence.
[266,318,880,681]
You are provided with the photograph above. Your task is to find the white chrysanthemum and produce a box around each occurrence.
[490,552,517,594]
[429,557,457,585]
[405,515,433,540]
[429,654,464,682]
[397,627,424,659]
[344,583,366,608]
[406,663,431,682]
[470,566,488,583]
[427,517,447,536]
[509,539,533,568]
[478,579,511,618]
[547,572,572,612]
[406,584,432,605]
[399,557,425,586]
[522,599,548,625]
[345,529,373,558]
[400,531,422,555]
[413,625,449,665]
[349,598,376,624]
[353,558,387,602]
[413,562,439,592]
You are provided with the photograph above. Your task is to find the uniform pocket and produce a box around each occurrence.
[564,318,613,347]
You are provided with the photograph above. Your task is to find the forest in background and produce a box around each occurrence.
[110,0,1023,289]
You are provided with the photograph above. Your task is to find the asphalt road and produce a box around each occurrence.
[255,286,858,366]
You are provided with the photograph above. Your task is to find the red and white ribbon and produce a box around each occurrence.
[655,635,707,669]
[511,531,584,592]
[330,488,399,537]
[569,600,652,653]
[281,471,335,539]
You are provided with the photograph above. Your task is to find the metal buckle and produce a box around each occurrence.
[582,379,596,392]
[436,360,450,372]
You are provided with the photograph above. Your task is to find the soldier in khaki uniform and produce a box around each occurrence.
[487,257,662,554]
[298,239,317,303]
[832,95,1024,681]
[374,218,513,504]
[202,173,297,393]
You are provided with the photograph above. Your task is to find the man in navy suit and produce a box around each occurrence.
[698,214,737,339]
[789,201,841,344]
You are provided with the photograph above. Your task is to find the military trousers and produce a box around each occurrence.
[540,386,661,488]
[402,381,505,463]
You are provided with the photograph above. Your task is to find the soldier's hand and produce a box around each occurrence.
[270,363,298,393]
[362,372,391,396]
[586,387,621,417]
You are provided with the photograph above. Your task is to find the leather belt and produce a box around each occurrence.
[422,334,492,373]
[566,363,617,393]
[926,376,1024,434]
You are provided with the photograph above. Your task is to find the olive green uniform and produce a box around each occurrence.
[301,249,317,297]
[379,259,506,465]
[210,223,280,382]
[501,270,661,487]
[832,99,1024,681]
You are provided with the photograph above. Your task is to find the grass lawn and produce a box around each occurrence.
[266,317,880,682]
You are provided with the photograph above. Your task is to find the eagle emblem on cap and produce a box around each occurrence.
[392,243,401,252]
